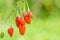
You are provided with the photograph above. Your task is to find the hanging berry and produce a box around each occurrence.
[24,15,31,24]
[15,16,20,28]
[19,17,25,25]
[28,10,33,18]
[19,24,26,35]
[8,27,14,37]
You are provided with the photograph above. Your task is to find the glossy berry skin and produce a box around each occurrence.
[16,16,20,28]
[24,15,30,24]
[8,27,14,37]
[28,11,33,18]
[19,18,25,25]
[19,24,25,35]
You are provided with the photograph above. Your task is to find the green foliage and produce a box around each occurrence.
[0,0,7,11]
[0,0,60,40]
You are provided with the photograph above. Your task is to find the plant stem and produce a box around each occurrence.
[25,0,30,10]
[0,1,24,27]
[23,0,26,13]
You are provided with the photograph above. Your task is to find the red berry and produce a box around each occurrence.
[19,18,25,25]
[8,27,14,37]
[19,24,25,35]
[24,15,31,24]
[15,16,20,28]
[28,11,33,18]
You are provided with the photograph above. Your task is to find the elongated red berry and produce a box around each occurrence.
[19,24,25,35]
[28,11,33,18]
[8,27,14,37]
[24,15,30,24]
[15,16,20,28]
[19,18,25,25]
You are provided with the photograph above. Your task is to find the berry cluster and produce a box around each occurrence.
[15,10,33,35]
[0,0,33,38]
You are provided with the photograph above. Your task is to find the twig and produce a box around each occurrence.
[0,1,24,27]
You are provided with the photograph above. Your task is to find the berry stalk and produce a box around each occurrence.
[0,1,24,27]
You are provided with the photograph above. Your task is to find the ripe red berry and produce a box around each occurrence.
[15,16,20,28]
[19,24,25,35]
[19,18,25,25]
[28,11,33,18]
[24,15,31,24]
[8,27,14,37]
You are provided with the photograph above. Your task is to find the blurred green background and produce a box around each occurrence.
[0,0,60,40]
